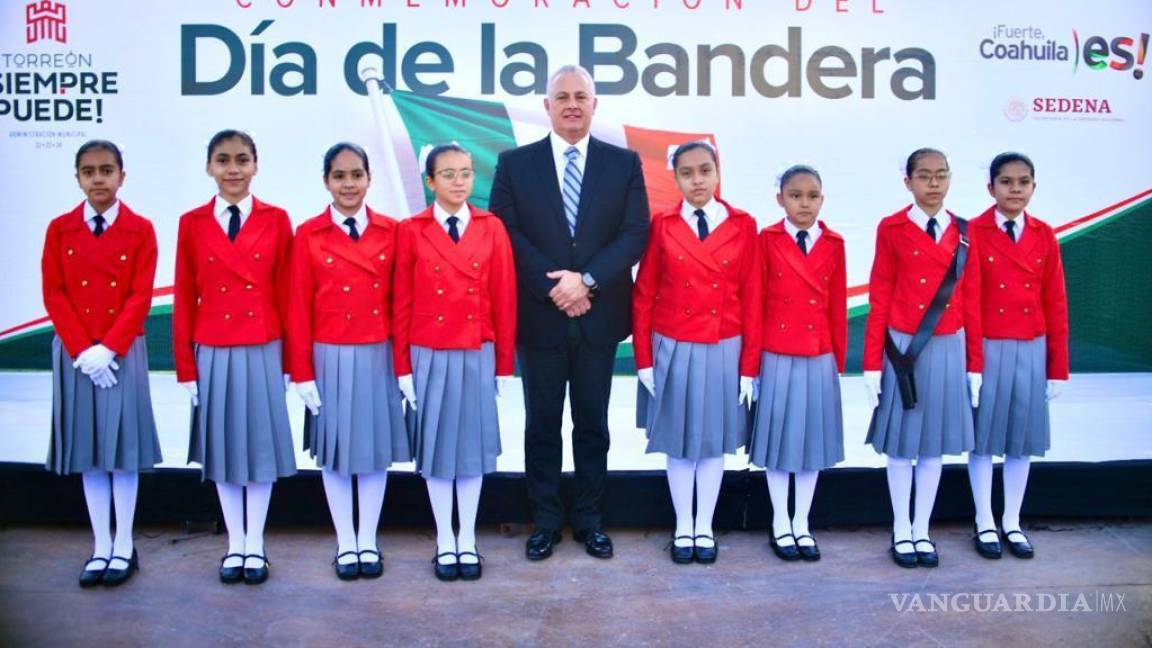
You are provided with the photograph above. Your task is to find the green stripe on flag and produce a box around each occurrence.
[389,91,518,211]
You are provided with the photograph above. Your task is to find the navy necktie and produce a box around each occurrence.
[447,216,461,243]
[344,217,360,242]
[1004,220,1016,243]
[226,205,241,242]
[694,209,709,241]
[926,216,938,242]
[796,229,809,255]
[92,214,105,237]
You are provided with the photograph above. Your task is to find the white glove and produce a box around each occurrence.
[637,367,655,396]
[180,381,199,407]
[295,380,322,415]
[495,375,516,398]
[863,370,881,410]
[73,344,117,375]
[739,376,756,407]
[1046,379,1066,401]
[89,366,118,389]
[968,372,983,409]
[397,374,416,410]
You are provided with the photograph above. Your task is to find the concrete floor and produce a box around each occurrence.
[0,521,1149,647]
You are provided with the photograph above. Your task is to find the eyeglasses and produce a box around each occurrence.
[912,171,951,183]
[435,168,475,181]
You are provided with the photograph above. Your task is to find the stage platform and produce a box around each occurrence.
[1,373,1150,527]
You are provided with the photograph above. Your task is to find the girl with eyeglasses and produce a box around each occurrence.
[862,148,983,569]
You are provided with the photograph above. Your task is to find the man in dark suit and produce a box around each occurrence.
[489,65,650,560]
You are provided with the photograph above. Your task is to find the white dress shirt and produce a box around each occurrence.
[783,217,822,250]
[550,130,590,194]
[213,194,253,234]
[332,204,367,238]
[907,203,951,243]
[680,198,728,234]
[84,200,120,232]
[995,210,1026,244]
[433,201,470,238]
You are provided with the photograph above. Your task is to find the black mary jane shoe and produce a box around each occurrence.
[669,536,695,565]
[457,552,483,581]
[770,533,801,562]
[219,553,245,584]
[794,534,821,562]
[333,551,360,581]
[79,556,110,588]
[358,549,383,579]
[890,537,918,569]
[973,526,1003,560]
[1002,529,1035,559]
[102,550,139,587]
[693,535,718,564]
[913,539,939,568]
[433,552,459,582]
[242,554,270,585]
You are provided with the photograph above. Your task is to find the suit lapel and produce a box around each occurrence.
[198,204,257,283]
[317,208,378,275]
[574,138,606,240]
[666,215,719,272]
[419,210,481,278]
[775,229,823,293]
[532,139,570,240]
[901,217,952,268]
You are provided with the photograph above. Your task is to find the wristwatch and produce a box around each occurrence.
[581,272,598,291]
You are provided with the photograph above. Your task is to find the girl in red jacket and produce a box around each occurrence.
[748,165,847,562]
[288,142,411,580]
[173,130,296,585]
[968,152,1068,560]
[633,142,761,565]
[42,140,161,587]
[393,144,517,581]
[863,148,983,569]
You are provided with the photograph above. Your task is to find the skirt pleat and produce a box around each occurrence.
[748,351,844,471]
[187,341,297,484]
[304,341,411,475]
[405,343,501,479]
[974,336,1051,457]
[47,335,162,475]
[865,328,975,459]
[636,334,747,461]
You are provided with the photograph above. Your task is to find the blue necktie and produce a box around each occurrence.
[1004,220,1016,243]
[92,214,105,237]
[562,146,582,236]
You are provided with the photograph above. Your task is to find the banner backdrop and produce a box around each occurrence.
[1,0,1149,371]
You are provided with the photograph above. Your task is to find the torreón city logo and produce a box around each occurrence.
[980,24,1149,79]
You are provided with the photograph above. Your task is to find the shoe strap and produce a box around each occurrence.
[433,552,458,564]
[108,555,134,568]
[774,533,795,542]
[220,552,245,565]
[84,556,111,569]
[1004,529,1030,543]
[794,534,816,543]
[892,539,916,549]
[457,551,483,561]
[334,550,359,564]
[244,553,270,566]
[358,549,381,561]
[913,538,937,549]
[975,529,1000,541]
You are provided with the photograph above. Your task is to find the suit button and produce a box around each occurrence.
[678,256,684,261]
[998,308,1005,314]
[220,285,227,293]
[779,323,786,329]
[434,265,441,273]
[224,313,231,320]
[472,262,480,269]
[436,315,444,322]
[684,281,691,288]
[809,298,817,305]
[208,256,215,263]
[722,259,729,266]
[372,309,380,316]
[467,287,475,294]
[326,257,334,264]
[437,288,444,295]
[1036,258,1042,264]
[81,280,88,287]
[119,254,127,261]
[346,313,352,320]
[783,298,790,305]
[67,249,74,256]
[245,284,253,290]
[467,314,474,321]
[945,304,951,309]
[824,276,829,282]
[247,311,254,318]
[1024,283,1031,289]
[988,256,995,262]
[1023,307,1030,314]
[110,281,117,288]
[254,253,261,260]
[684,309,691,315]
[999,283,1006,289]
[913,250,920,256]
[807,324,814,331]
[379,254,387,261]
[373,282,380,289]
[776,271,783,278]
[343,285,351,293]
[84,308,90,314]
[710,309,717,316]
[918,304,925,310]
[712,283,719,289]
[919,277,927,284]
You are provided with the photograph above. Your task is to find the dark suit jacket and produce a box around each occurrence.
[489,135,650,348]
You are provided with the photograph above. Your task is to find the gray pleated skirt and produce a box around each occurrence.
[974,336,1050,458]
[748,351,844,471]
[866,328,975,459]
[405,343,501,479]
[636,333,748,461]
[187,340,297,484]
[47,335,162,475]
[304,341,411,475]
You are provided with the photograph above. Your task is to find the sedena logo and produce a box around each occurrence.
[25,1,67,45]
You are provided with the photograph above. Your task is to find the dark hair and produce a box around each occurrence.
[323,142,371,178]
[75,139,123,170]
[424,143,471,177]
[207,129,257,162]
[671,141,717,170]
[989,151,1035,183]
[779,164,822,189]
[905,147,948,177]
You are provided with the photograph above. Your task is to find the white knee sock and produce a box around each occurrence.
[1001,456,1031,533]
[244,481,273,568]
[792,470,818,546]
[81,471,113,565]
[765,469,794,546]
[216,482,246,568]
[886,457,913,552]
[356,471,388,558]
[455,476,483,564]
[110,471,139,561]
[693,457,724,547]
[666,457,696,547]
[911,457,943,546]
[321,469,357,565]
[967,453,995,531]
[425,477,457,563]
